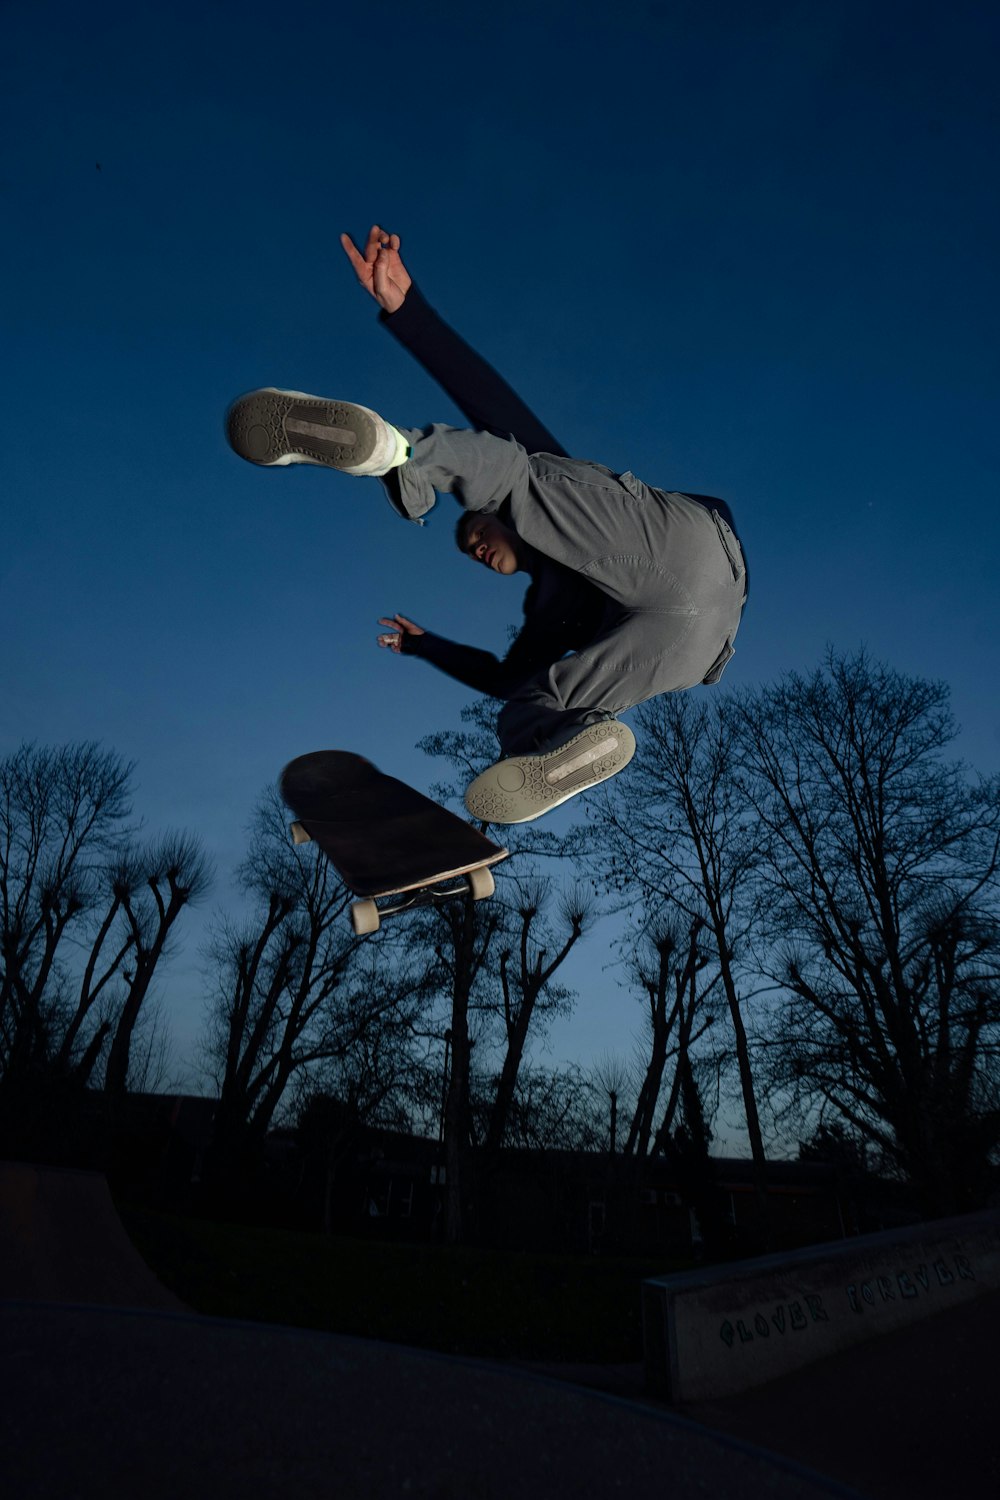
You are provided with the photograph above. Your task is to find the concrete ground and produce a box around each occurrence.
[2,1163,996,1499]
[519,1288,1000,1499]
[680,1289,1000,1500]
[1,1301,862,1500]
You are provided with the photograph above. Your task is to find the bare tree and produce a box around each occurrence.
[122,995,178,1096]
[1,742,133,1079]
[0,744,209,1106]
[104,834,212,1097]
[738,650,1000,1215]
[621,913,718,1159]
[585,695,771,1235]
[482,875,593,1157]
[591,1051,633,1155]
[203,787,427,1172]
[491,1060,609,1152]
[412,891,504,1244]
[416,700,592,1241]
[294,990,441,1234]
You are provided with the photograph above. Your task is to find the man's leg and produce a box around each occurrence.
[226,388,531,523]
[464,600,742,822]
[227,393,747,617]
[379,424,530,521]
[226,390,410,476]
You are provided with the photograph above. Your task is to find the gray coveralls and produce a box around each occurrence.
[381,423,748,755]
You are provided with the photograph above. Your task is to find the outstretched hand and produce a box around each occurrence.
[377,614,425,652]
[341,225,412,314]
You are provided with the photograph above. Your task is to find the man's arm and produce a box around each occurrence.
[375,610,533,697]
[376,567,606,699]
[342,226,567,457]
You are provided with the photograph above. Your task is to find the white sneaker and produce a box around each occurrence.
[226,389,408,475]
[464,721,636,824]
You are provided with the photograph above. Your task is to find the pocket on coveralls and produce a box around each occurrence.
[702,640,736,685]
[711,510,746,589]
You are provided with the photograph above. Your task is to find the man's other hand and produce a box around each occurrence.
[341,225,412,314]
[377,613,425,652]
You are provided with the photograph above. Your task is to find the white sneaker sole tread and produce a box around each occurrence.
[226,389,396,474]
[464,722,636,824]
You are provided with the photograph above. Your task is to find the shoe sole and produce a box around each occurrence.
[464,722,636,824]
[226,389,383,471]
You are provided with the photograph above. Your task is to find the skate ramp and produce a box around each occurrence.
[0,1161,184,1310]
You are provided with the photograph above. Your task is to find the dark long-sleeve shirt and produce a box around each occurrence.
[378,287,612,699]
[379,285,567,456]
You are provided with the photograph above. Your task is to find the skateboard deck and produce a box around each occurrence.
[279,750,508,934]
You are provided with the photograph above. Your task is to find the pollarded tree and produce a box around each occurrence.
[405,888,504,1245]
[591,1051,634,1156]
[416,699,591,1241]
[621,913,719,1160]
[1,742,135,1080]
[103,834,212,1097]
[482,874,594,1158]
[203,786,431,1173]
[584,694,771,1233]
[738,650,1000,1215]
[0,743,209,1106]
[600,913,733,1251]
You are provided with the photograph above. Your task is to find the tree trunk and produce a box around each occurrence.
[444,896,476,1244]
[717,940,770,1246]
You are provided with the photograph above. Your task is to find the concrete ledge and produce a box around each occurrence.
[642,1210,1000,1402]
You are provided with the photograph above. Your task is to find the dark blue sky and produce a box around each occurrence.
[3,0,998,1140]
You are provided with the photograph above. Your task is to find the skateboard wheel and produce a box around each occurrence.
[290,821,312,846]
[351,899,380,936]
[466,867,495,901]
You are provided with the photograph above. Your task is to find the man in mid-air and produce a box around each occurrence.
[226,226,748,824]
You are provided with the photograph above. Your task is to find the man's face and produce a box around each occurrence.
[461,514,522,575]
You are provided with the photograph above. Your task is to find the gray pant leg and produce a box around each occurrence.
[495,463,747,752]
[380,424,530,520]
[497,596,744,754]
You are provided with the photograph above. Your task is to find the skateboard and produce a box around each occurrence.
[279,750,508,936]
